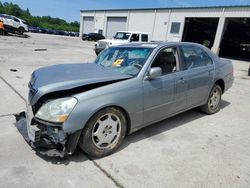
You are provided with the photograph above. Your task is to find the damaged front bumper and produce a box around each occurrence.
[15,105,81,158]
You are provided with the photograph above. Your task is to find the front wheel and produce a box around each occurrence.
[200,84,222,114]
[78,107,127,158]
[18,27,24,35]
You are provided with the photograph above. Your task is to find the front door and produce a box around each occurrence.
[143,46,187,125]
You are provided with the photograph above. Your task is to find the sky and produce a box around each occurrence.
[2,0,250,22]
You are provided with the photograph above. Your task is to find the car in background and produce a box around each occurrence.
[37,28,47,34]
[16,42,234,158]
[28,26,40,33]
[44,28,54,34]
[94,31,150,55]
[0,14,28,34]
[82,32,105,41]
[68,31,77,37]
[55,30,67,36]
[74,32,79,37]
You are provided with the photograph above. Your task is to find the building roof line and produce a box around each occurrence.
[80,5,250,12]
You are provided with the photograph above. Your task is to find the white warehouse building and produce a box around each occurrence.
[80,6,250,61]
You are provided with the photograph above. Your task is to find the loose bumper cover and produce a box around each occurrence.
[15,109,81,158]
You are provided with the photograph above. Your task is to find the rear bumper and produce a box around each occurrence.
[15,108,81,158]
[224,74,234,93]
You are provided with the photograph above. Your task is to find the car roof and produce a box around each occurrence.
[0,14,22,20]
[117,31,149,34]
[0,14,18,20]
[114,41,190,48]
[116,41,213,49]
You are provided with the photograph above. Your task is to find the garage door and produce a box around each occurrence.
[182,18,219,49]
[219,18,250,61]
[106,17,127,39]
[83,17,94,34]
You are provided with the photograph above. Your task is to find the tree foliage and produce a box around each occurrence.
[0,1,79,32]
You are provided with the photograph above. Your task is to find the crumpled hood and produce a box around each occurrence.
[29,63,132,105]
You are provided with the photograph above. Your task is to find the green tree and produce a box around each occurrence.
[0,1,80,32]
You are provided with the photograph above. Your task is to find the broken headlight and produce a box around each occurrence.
[35,97,77,123]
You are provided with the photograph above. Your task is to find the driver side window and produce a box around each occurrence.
[151,47,178,75]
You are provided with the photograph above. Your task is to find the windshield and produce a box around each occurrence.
[114,32,131,40]
[22,20,27,25]
[95,47,153,76]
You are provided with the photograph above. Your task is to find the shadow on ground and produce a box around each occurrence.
[3,33,30,38]
[119,99,230,151]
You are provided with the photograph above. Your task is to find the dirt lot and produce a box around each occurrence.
[0,33,250,188]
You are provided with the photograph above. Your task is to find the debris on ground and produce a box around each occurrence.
[10,69,18,72]
[34,48,47,51]
[16,76,23,79]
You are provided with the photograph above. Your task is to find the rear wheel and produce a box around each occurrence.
[78,107,127,158]
[200,84,222,114]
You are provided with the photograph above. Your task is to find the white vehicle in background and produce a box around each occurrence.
[94,31,150,55]
[0,14,28,34]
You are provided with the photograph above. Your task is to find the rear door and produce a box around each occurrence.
[179,45,215,108]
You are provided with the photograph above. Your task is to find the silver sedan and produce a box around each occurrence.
[16,42,234,158]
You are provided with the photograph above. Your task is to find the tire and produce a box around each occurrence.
[18,27,24,35]
[78,107,127,158]
[200,84,222,114]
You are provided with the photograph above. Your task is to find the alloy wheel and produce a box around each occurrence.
[92,113,121,149]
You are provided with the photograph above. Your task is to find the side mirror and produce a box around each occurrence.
[148,67,162,80]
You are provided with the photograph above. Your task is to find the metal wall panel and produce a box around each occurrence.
[152,10,170,41]
[128,10,155,37]
[80,6,250,57]
[106,17,127,38]
[224,7,250,17]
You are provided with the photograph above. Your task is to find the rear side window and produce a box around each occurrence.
[4,15,12,19]
[130,34,139,42]
[13,18,20,22]
[180,45,213,70]
[141,34,148,42]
